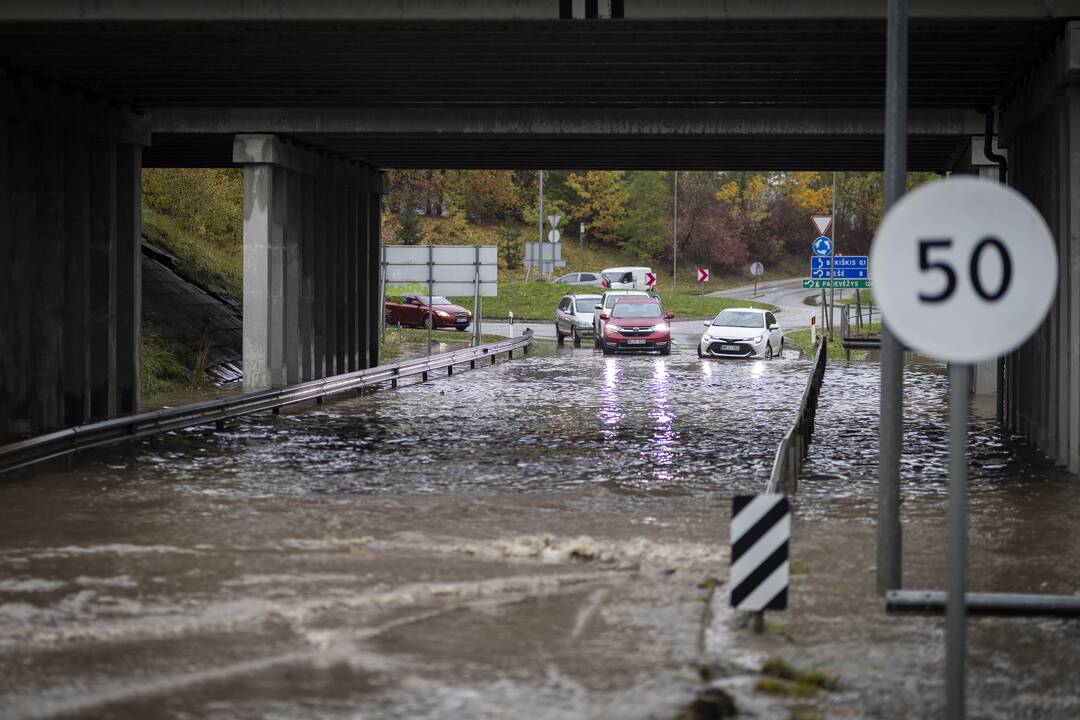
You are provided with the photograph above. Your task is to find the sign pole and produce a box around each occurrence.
[829,172,837,340]
[427,244,434,356]
[472,246,481,347]
[673,170,678,290]
[946,363,971,720]
[538,170,544,280]
[877,0,907,597]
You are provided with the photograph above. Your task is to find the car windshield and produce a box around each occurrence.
[604,293,643,308]
[418,296,451,306]
[574,298,600,312]
[712,310,764,328]
[611,302,662,319]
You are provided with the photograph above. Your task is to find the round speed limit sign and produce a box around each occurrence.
[870,177,1057,363]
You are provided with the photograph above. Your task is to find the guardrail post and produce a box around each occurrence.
[391,378,397,388]
[508,349,514,360]
[422,371,428,382]
[447,365,453,377]
[470,359,476,369]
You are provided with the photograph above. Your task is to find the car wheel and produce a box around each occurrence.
[456,326,467,332]
[424,314,433,329]
[697,344,704,358]
[660,345,671,356]
[602,345,612,355]
[778,339,784,358]
[572,329,581,346]
[556,328,565,346]
[765,343,774,360]
[593,334,600,349]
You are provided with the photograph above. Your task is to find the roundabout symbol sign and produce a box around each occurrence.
[870,177,1057,363]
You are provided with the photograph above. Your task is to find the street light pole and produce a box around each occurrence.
[672,171,679,290]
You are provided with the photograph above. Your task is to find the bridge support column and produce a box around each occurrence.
[1001,22,1080,473]
[0,73,148,441]
[233,135,384,392]
[951,137,1004,400]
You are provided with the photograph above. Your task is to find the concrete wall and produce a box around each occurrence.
[1002,25,1080,473]
[0,72,149,440]
[233,135,386,391]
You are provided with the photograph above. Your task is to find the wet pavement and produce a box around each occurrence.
[1,339,1077,718]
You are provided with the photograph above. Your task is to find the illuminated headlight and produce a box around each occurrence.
[750,335,763,344]
[435,310,451,318]
[606,323,622,332]
[650,322,669,332]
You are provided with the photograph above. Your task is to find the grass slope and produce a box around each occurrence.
[453,282,776,321]
[143,206,243,301]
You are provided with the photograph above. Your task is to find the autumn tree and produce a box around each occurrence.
[620,171,670,260]
[565,170,628,246]
[440,169,524,223]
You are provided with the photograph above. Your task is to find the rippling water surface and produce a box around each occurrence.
[1,340,1077,719]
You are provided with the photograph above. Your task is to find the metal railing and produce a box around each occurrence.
[0,331,534,475]
[766,338,828,494]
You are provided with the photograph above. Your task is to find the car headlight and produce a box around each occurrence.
[606,323,621,332]
[750,335,763,344]
[651,322,669,332]
[436,310,451,318]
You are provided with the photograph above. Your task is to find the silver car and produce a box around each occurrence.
[591,290,651,347]
[698,308,785,359]
[555,293,602,346]
[552,271,605,287]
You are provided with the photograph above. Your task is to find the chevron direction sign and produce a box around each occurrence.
[730,494,790,612]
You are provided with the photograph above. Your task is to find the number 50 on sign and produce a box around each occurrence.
[870,178,1057,363]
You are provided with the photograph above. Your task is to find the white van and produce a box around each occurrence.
[600,266,653,291]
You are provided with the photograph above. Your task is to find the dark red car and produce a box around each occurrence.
[385,294,472,331]
[599,297,674,355]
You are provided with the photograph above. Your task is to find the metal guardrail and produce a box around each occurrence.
[766,338,828,494]
[0,331,534,475]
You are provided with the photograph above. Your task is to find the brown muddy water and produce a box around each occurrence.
[1,339,1077,719]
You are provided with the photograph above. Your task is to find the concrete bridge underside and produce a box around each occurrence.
[0,2,1077,472]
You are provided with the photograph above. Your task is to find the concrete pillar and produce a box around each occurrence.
[62,130,91,426]
[299,173,316,381]
[115,143,141,414]
[1,72,147,440]
[1001,23,1080,472]
[234,134,382,391]
[951,137,1003,398]
[367,172,386,369]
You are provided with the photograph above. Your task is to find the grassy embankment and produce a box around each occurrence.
[784,321,881,361]
[451,281,776,322]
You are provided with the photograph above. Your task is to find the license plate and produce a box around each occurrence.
[627,339,647,345]
[721,344,740,352]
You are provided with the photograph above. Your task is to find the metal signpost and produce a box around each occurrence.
[524,241,566,276]
[383,245,499,356]
[812,215,834,336]
[750,261,764,297]
[871,177,1057,720]
[580,221,585,250]
[546,214,561,281]
[697,267,709,312]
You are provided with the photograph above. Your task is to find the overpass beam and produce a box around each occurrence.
[0,73,148,441]
[233,134,383,392]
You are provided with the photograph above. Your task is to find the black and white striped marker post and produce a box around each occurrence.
[731,495,790,627]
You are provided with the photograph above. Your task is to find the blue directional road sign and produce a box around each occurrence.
[812,235,833,256]
[832,267,868,279]
[833,255,868,269]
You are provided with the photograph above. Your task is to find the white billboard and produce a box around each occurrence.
[382,245,498,297]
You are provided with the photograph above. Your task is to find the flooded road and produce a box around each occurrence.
[1,339,1077,718]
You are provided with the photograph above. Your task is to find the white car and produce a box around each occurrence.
[555,293,601,346]
[600,266,653,291]
[698,308,784,359]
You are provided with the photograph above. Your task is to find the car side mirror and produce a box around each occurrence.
[599,313,609,320]
[769,323,780,330]
[665,312,675,320]
[594,304,602,310]
[702,321,711,327]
